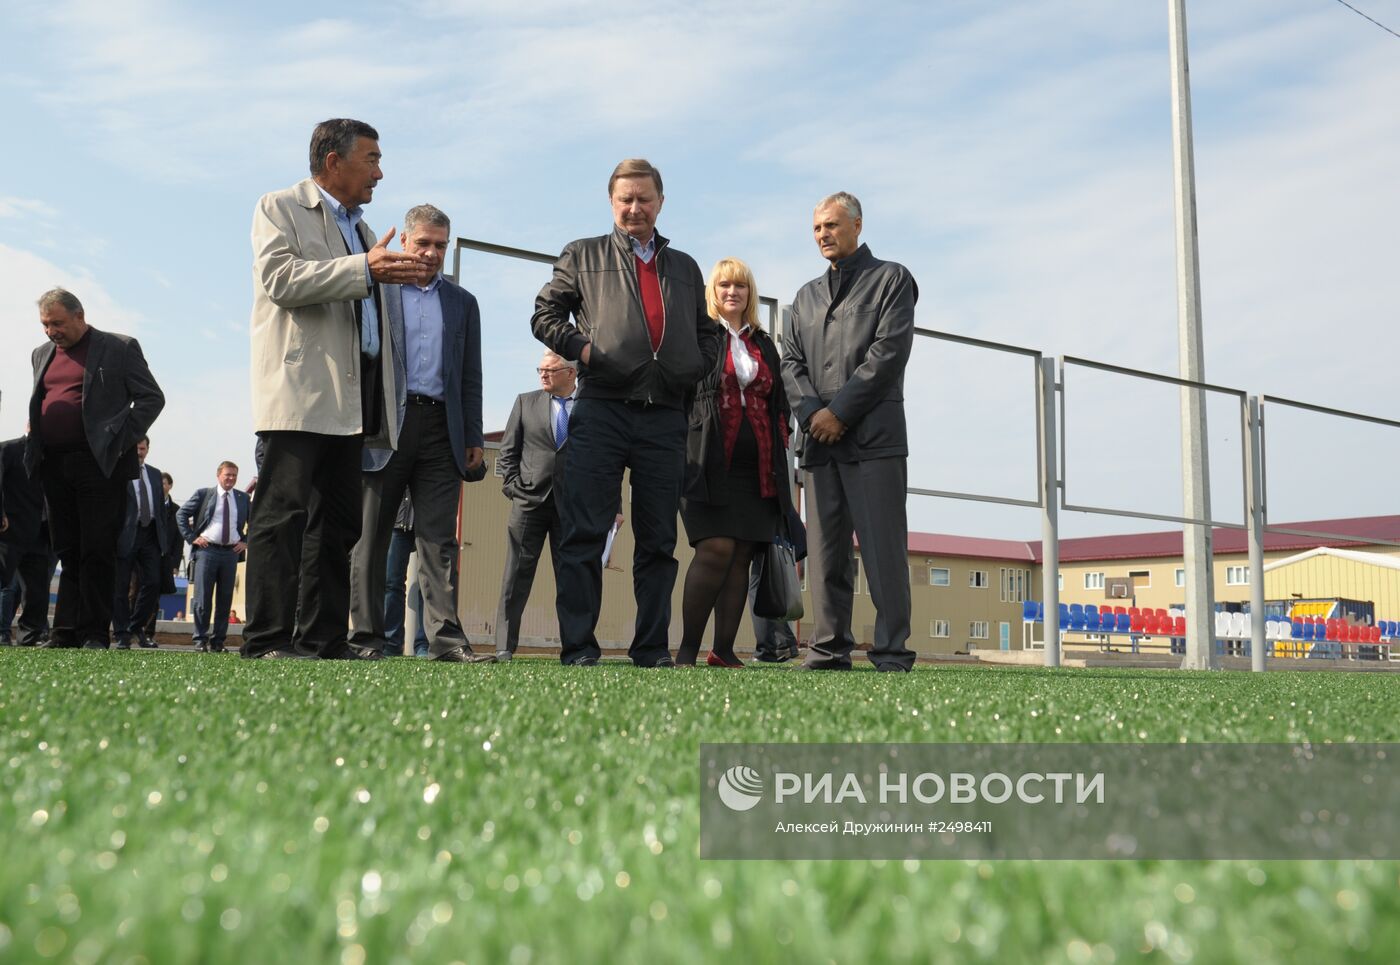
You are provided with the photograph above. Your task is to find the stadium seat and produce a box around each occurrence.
[1058,603,1070,629]
[1370,626,1382,644]
[1127,607,1141,618]
[1325,622,1340,643]
[1117,613,1131,633]
[1130,612,1145,633]
[1291,621,1304,640]
[1301,622,1315,642]
[1084,608,1102,632]
[1173,616,1186,636]
[1069,605,1086,631]
[1113,606,1127,616]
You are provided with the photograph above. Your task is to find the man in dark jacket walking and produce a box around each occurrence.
[782,192,917,672]
[531,158,721,667]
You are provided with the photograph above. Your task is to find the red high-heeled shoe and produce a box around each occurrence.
[707,651,745,668]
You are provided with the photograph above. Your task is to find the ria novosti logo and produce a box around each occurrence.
[716,765,764,811]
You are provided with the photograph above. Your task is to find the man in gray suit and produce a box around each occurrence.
[782,192,916,672]
[26,288,165,649]
[492,350,577,661]
[348,203,492,663]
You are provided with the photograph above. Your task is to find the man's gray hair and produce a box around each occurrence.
[404,203,451,236]
[818,191,863,222]
[543,350,578,371]
[37,287,84,315]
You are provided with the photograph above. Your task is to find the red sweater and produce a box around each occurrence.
[635,254,664,352]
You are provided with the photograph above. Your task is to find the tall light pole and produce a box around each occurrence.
[1168,0,1218,669]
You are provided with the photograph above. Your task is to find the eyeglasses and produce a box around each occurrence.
[537,366,569,375]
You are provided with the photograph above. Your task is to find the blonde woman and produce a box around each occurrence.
[676,259,794,667]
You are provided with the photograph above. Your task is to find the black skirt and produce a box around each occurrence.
[681,416,780,545]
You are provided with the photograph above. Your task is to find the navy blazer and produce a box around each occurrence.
[117,463,169,558]
[364,276,484,479]
[177,486,251,546]
[26,327,165,479]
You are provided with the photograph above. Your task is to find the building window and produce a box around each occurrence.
[928,567,950,587]
[1175,568,1185,588]
[1058,573,1064,591]
[969,621,989,640]
[1226,565,1249,586]
[1000,568,1030,603]
[799,562,807,593]
[1128,569,1151,589]
[1084,572,1105,590]
[853,557,863,594]
[969,570,989,589]
[931,619,950,638]
[492,458,504,477]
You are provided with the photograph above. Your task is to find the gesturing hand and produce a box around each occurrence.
[367,227,430,284]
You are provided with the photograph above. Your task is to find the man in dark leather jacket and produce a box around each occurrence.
[782,192,917,672]
[531,158,721,667]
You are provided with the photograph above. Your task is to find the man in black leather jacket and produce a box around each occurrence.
[531,158,721,667]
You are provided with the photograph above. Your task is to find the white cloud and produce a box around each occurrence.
[0,197,57,220]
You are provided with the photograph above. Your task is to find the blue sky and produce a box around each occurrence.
[3,0,1397,539]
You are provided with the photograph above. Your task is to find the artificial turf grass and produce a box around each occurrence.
[2,650,1399,963]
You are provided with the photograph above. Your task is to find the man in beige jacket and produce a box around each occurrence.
[243,118,427,660]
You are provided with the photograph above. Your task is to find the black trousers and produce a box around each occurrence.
[0,529,56,646]
[243,431,362,657]
[40,449,127,646]
[113,523,161,641]
[555,399,685,666]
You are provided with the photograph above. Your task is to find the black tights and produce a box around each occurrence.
[676,536,756,665]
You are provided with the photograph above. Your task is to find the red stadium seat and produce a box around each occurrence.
[1130,612,1146,633]
[1173,617,1186,636]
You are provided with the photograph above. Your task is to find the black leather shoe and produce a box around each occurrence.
[256,649,312,660]
[137,636,158,649]
[40,638,79,649]
[83,640,111,650]
[193,641,209,653]
[433,647,496,663]
[649,656,676,668]
[114,639,132,650]
[875,664,912,673]
[568,656,599,667]
[209,642,226,653]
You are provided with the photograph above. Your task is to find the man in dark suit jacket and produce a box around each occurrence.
[177,461,251,653]
[27,288,164,649]
[0,433,58,647]
[348,203,492,663]
[492,351,577,660]
[112,435,168,649]
[782,193,916,672]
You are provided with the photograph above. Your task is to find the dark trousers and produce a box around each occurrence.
[243,431,363,658]
[191,544,239,645]
[40,449,127,646]
[804,458,914,670]
[555,399,685,666]
[383,527,429,657]
[349,404,469,658]
[494,495,562,655]
[0,525,54,646]
[113,523,161,642]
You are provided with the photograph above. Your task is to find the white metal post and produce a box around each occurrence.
[1246,396,1267,671]
[1039,357,1061,668]
[1168,0,1218,670]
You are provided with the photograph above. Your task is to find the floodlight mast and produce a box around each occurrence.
[1168,0,1218,670]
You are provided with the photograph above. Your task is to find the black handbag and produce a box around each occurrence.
[754,511,805,621]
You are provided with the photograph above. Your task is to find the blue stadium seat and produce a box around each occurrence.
[1084,608,1101,632]
[1058,603,1070,629]
[1069,605,1086,631]
[1291,621,1304,640]
[1116,613,1130,633]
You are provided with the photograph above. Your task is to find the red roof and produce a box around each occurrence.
[896,515,1400,563]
